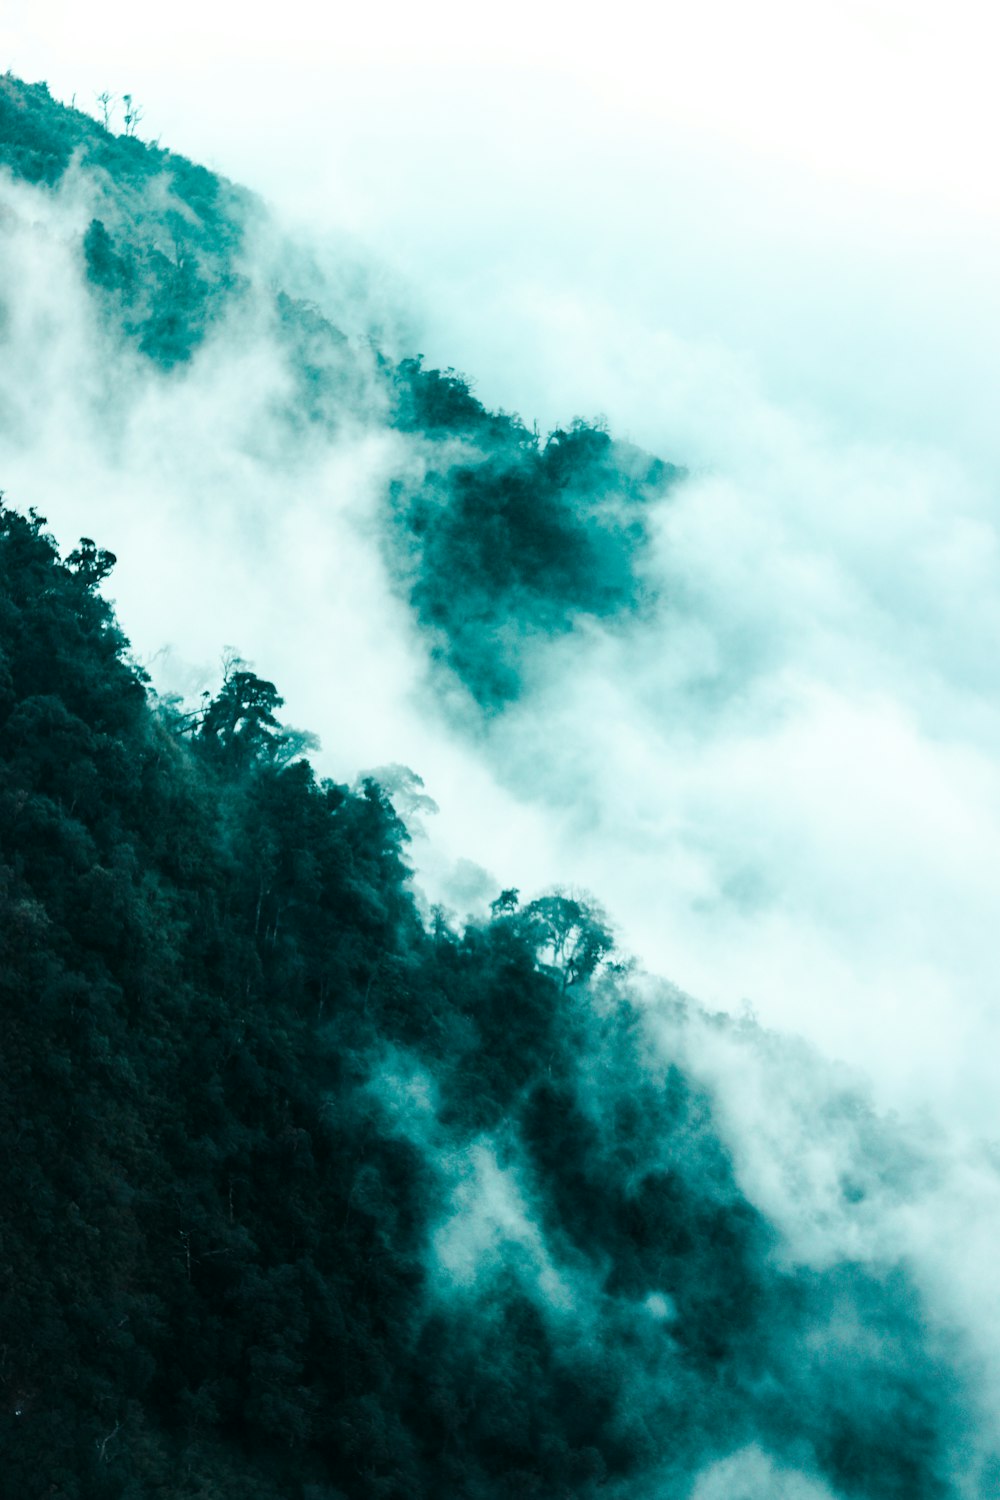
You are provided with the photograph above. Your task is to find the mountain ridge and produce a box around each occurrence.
[0,71,989,1500]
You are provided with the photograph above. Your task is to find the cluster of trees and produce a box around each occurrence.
[3,75,684,707]
[1,73,249,369]
[0,499,969,1499]
[387,396,683,708]
[83,215,233,368]
[3,76,684,705]
[0,75,979,1500]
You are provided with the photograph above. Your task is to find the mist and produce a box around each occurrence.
[4,108,999,1127]
[4,19,1000,1491]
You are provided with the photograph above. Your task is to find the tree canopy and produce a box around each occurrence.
[0,496,972,1500]
[0,71,982,1500]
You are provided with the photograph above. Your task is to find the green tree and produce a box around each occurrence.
[520,892,614,990]
[198,662,284,766]
[490,887,520,918]
[66,535,117,585]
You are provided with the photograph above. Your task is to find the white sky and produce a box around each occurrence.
[5,1,1000,445]
[4,0,1000,202]
[4,2,1000,1124]
[7,1,1000,252]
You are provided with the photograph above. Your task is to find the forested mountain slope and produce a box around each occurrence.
[0,506,975,1499]
[0,72,683,712]
[0,73,993,1500]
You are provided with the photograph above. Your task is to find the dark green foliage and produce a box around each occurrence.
[0,74,983,1500]
[2,77,684,702]
[387,404,683,707]
[1,75,346,383]
[0,74,250,369]
[83,220,133,295]
[198,667,284,766]
[0,74,244,238]
[0,503,425,1497]
[0,74,85,184]
[0,498,980,1499]
[515,893,614,990]
[391,357,529,445]
[81,213,238,369]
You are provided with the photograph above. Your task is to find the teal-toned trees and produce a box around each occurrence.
[385,410,682,709]
[198,664,284,766]
[520,892,614,990]
[489,887,520,918]
[0,488,970,1500]
[66,535,118,585]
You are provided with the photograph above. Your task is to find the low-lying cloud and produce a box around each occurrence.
[6,115,1000,1491]
[5,134,999,1121]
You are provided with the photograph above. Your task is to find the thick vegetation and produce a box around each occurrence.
[1,73,684,709]
[0,502,971,1499]
[0,73,249,367]
[387,385,683,708]
[0,74,983,1500]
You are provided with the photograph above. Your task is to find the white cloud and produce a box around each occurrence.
[6,30,1000,1469]
[690,1445,841,1500]
[431,1139,574,1309]
[4,101,1000,1125]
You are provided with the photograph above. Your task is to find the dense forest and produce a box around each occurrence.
[0,71,993,1500]
[0,506,974,1499]
[1,72,684,713]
